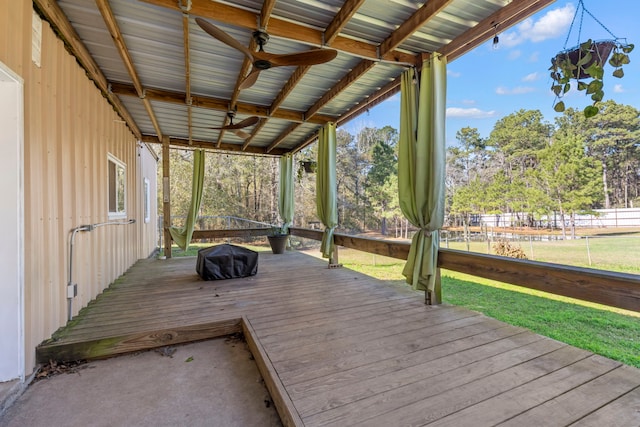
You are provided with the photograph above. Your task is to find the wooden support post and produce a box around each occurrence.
[162,136,172,258]
[329,244,342,268]
[425,268,442,305]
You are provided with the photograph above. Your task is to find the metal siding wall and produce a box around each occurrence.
[139,146,159,259]
[1,3,143,375]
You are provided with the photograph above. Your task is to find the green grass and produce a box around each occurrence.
[329,248,640,368]
[443,234,640,274]
[442,276,640,368]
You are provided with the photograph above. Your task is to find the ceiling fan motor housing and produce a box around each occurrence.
[252,29,270,46]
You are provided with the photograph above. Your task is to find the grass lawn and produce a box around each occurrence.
[443,234,640,274]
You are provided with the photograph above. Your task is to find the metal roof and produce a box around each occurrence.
[37,0,555,155]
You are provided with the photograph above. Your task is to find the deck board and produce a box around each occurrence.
[38,250,640,426]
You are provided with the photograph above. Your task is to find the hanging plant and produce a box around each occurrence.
[549,1,633,118]
[300,160,317,173]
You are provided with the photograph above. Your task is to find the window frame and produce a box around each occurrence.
[143,177,150,224]
[108,154,127,219]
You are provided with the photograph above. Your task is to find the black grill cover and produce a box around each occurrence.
[196,244,258,280]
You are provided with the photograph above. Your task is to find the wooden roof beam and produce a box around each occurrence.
[109,82,337,125]
[242,119,267,151]
[266,123,302,153]
[379,0,453,57]
[222,0,276,148]
[293,0,553,153]
[303,0,448,121]
[441,0,556,61]
[262,0,364,149]
[139,0,415,64]
[96,0,163,141]
[324,0,366,45]
[142,135,289,156]
[33,0,142,140]
[181,7,193,144]
[304,59,376,120]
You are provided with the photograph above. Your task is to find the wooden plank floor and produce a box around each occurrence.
[38,249,640,426]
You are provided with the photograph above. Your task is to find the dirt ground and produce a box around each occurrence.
[0,336,282,427]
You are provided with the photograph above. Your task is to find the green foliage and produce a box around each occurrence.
[549,39,634,117]
[162,103,640,241]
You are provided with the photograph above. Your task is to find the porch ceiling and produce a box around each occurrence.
[35,0,555,155]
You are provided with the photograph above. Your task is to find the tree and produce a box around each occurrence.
[365,127,398,235]
[531,133,603,238]
[556,101,640,208]
[487,109,552,178]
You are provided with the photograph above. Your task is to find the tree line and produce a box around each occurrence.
[160,100,639,238]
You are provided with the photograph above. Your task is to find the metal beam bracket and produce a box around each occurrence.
[179,0,192,12]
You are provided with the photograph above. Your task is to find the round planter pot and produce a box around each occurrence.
[267,235,288,254]
[554,41,615,79]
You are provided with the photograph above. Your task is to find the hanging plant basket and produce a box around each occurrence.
[549,1,633,118]
[553,40,615,79]
[550,39,633,118]
[300,160,317,173]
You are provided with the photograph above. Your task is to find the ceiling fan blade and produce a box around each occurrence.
[233,129,252,139]
[195,18,254,62]
[238,68,261,90]
[263,49,338,67]
[225,116,260,130]
[209,116,259,131]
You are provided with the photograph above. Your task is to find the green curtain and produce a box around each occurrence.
[279,154,294,231]
[398,55,447,291]
[169,149,205,251]
[316,122,338,259]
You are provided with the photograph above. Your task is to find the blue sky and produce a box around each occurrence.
[342,0,640,146]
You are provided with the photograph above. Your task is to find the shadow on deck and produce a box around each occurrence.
[38,250,640,426]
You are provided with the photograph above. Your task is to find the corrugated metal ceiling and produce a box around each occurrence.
[44,0,552,155]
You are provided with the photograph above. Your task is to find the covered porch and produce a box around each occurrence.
[37,247,640,426]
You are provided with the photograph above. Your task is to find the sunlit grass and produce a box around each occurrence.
[442,234,640,274]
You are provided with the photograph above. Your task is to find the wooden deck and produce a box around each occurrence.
[38,250,640,426]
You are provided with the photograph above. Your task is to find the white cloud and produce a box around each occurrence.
[446,107,496,119]
[447,70,462,78]
[508,50,522,60]
[528,51,540,63]
[462,99,476,105]
[499,4,575,48]
[614,84,624,93]
[496,86,535,95]
[522,72,540,82]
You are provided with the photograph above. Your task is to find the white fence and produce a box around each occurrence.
[479,208,640,228]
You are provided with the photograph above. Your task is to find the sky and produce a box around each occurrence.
[342,0,640,146]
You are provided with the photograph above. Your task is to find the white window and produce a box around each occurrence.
[108,154,126,217]
[143,177,150,223]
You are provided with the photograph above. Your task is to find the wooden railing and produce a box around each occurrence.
[167,226,640,313]
[289,227,640,313]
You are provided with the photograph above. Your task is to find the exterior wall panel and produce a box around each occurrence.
[1,1,157,376]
